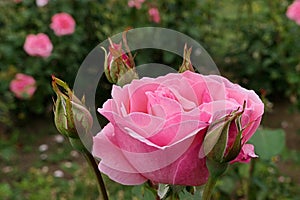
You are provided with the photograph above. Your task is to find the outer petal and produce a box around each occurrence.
[142,133,209,186]
[99,163,147,185]
[93,123,138,173]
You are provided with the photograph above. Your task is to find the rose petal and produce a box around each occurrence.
[99,163,146,185]
[93,123,138,173]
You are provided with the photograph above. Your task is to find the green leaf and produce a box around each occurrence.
[216,176,236,195]
[249,129,285,160]
[178,189,202,200]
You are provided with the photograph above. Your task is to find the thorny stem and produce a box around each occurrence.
[83,151,109,200]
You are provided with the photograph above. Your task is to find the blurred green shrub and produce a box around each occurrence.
[0,0,299,127]
[204,1,300,106]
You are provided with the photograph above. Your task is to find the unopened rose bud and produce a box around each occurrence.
[178,44,195,73]
[52,75,93,151]
[201,102,246,163]
[103,34,138,86]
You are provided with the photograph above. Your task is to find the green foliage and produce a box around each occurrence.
[214,160,300,200]
[249,129,285,160]
[206,0,300,106]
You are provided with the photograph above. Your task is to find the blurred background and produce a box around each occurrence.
[0,0,300,199]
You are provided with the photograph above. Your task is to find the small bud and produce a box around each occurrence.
[178,44,194,73]
[52,75,93,151]
[103,32,138,86]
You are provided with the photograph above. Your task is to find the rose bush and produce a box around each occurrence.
[23,33,53,57]
[93,71,264,186]
[9,73,37,99]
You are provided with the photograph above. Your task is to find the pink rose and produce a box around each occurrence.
[148,7,161,23]
[23,33,53,58]
[286,0,300,25]
[128,0,145,9]
[36,0,49,7]
[231,144,258,164]
[10,73,37,99]
[50,13,76,36]
[93,71,264,186]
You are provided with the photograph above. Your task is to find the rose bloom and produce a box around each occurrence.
[148,7,161,23]
[93,71,264,186]
[50,13,76,36]
[128,0,145,9]
[36,0,49,7]
[286,0,300,25]
[23,33,53,58]
[10,73,37,99]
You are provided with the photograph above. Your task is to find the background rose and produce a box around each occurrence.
[23,33,53,57]
[36,0,49,7]
[93,71,264,186]
[286,0,300,25]
[50,13,76,36]
[127,0,145,9]
[9,73,37,99]
[148,7,160,23]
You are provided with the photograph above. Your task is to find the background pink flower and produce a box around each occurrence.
[23,33,53,58]
[36,0,49,7]
[286,0,300,25]
[50,13,76,36]
[10,73,37,99]
[148,7,160,23]
[128,0,145,9]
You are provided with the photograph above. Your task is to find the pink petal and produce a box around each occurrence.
[99,163,147,185]
[230,144,258,164]
[93,123,138,173]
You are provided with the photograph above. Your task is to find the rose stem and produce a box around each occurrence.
[83,151,109,200]
[202,177,217,200]
[245,159,256,200]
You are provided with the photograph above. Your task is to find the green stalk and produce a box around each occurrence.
[202,159,228,200]
[246,159,256,200]
[202,177,217,200]
[83,151,109,200]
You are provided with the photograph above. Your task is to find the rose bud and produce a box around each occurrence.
[178,44,195,73]
[200,102,260,182]
[103,36,138,86]
[52,75,93,151]
[202,104,244,163]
